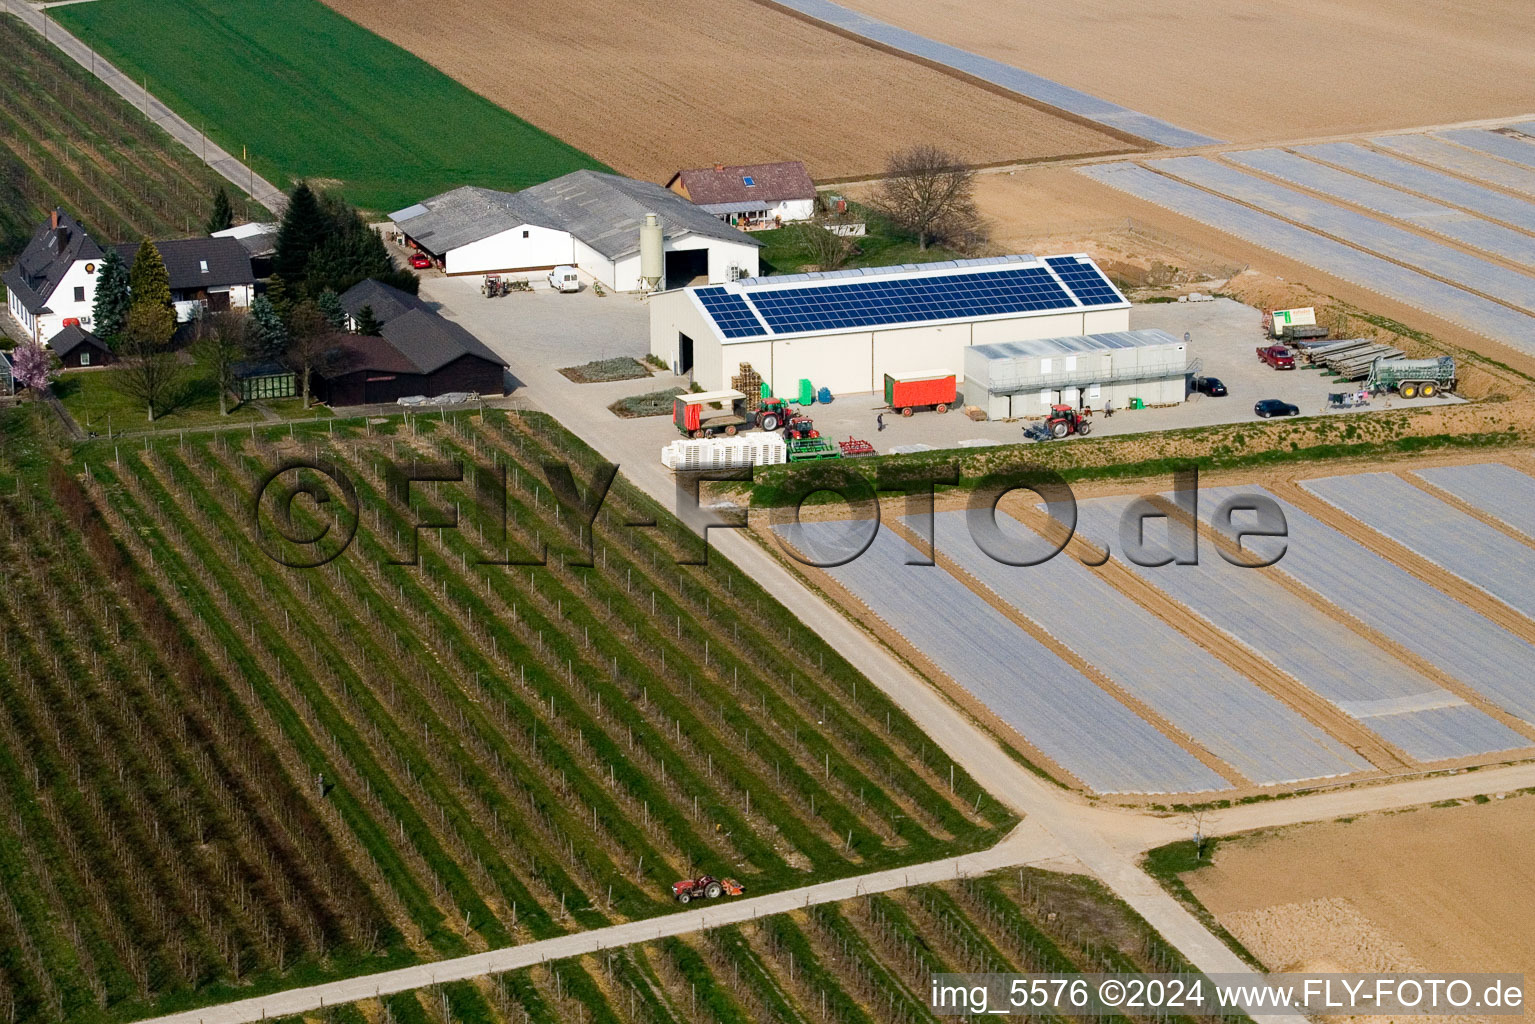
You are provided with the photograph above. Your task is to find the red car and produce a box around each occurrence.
[409,253,432,270]
[1256,344,1296,370]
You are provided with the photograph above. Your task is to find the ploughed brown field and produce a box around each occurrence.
[840,0,1535,142]
[318,0,1132,182]
[1186,797,1535,978]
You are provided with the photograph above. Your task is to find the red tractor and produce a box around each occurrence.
[783,414,819,441]
[1043,404,1092,438]
[671,876,744,904]
[754,395,794,431]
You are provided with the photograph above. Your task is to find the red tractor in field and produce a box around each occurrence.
[671,876,744,904]
[1043,404,1092,438]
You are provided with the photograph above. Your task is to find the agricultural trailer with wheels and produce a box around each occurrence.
[673,389,750,437]
[884,371,956,416]
[1365,356,1456,399]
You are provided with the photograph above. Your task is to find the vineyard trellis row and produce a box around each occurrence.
[0,410,1012,1022]
[0,13,269,259]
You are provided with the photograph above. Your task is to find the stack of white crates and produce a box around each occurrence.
[661,433,788,471]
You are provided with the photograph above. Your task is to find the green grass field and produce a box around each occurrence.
[53,0,607,214]
[54,360,333,433]
[755,206,965,276]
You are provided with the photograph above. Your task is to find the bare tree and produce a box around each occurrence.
[1188,808,1217,860]
[872,144,982,251]
[115,332,187,422]
[284,300,333,408]
[791,221,856,272]
[195,311,248,416]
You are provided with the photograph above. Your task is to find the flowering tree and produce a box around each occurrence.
[10,341,57,392]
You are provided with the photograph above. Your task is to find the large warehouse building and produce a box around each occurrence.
[964,329,1189,418]
[390,171,761,291]
[648,254,1130,395]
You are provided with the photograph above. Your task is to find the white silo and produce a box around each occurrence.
[640,213,664,292]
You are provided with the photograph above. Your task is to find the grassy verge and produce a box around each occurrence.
[750,417,1530,507]
[1141,841,1264,970]
[53,0,606,213]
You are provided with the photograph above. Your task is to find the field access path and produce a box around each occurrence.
[4,0,287,214]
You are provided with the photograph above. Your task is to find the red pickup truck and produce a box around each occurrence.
[1256,344,1296,370]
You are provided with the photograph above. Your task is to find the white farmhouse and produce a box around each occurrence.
[666,161,817,230]
[3,210,258,340]
[3,210,105,344]
[389,170,761,291]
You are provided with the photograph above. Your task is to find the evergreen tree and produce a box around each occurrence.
[354,304,381,337]
[247,295,289,360]
[303,202,394,296]
[91,248,131,344]
[316,289,346,330]
[127,240,175,348]
[125,302,176,352]
[206,185,235,234]
[128,239,173,313]
[272,182,327,291]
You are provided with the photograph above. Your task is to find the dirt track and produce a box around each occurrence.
[839,0,1535,142]
[319,0,1129,182]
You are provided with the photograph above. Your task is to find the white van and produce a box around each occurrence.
[548,266,580,293]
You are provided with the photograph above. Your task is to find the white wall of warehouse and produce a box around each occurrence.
[443,224,573,276]
[575,238,619,291]
[652,297,1134,396]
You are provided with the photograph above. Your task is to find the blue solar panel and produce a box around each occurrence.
[746,266,1077,334]
[1047,257,1123,306]
[695,287,769,338]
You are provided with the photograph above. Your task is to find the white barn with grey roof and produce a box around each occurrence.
[649,253,1130,396]
[390,170,761,291]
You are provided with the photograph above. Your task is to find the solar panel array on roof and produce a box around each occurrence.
[749,266,1076,334]
[1046,256,1123,306]
[694,287,768,339]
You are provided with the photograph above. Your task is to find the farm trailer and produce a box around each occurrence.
[673,389,750,437]
[884,371,956,416]
[1365,356,1457,398]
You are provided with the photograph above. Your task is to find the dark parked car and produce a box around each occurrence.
[1255,399,1300,417]
[1194,376,1228,396]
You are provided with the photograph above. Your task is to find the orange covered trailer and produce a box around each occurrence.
[884,371,956,416]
